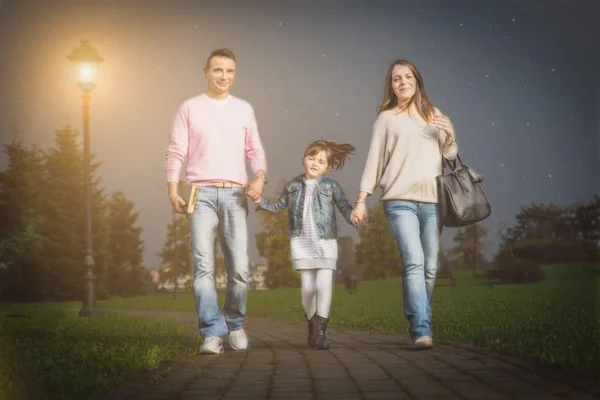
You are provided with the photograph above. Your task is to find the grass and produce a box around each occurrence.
[92,262,600,381]
[0,304,199,400]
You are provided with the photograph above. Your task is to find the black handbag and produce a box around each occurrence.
[436,154,491,227]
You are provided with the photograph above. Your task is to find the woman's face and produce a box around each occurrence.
[391,64,417,103]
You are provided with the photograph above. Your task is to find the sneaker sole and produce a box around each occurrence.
[199,346,224,355]
[229,342,248,351]
[414,343,433,350]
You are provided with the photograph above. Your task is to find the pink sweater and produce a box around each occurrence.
[165,94,267,185]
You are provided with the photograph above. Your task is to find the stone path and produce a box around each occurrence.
[105,310,600,400]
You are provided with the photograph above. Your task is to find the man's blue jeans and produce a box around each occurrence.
[384,200,441,341]
[188,186,249,338]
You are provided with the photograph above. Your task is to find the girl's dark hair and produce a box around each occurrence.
[303,140,355,170]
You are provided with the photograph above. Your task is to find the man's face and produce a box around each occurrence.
[204,56,236,95]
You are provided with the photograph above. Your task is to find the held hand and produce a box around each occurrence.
[432,114,455,143]
[246,178,265,201]
[351,203,367,225]
[169,194,186,214]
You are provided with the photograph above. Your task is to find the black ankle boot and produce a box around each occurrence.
[314,315,330,350]
[305,313,317,349]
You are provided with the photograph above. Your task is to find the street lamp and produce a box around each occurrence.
[67,40,103,317]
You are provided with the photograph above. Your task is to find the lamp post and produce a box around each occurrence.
[67,40,103,317]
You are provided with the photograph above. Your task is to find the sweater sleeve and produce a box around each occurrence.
[165,103,189,183]
[257,184,289,213]
[332,181,354,226]
[244,105,268,174]
[435,108,458,161]
[359,113,388,194]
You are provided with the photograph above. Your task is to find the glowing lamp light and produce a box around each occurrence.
[67,40,103,92]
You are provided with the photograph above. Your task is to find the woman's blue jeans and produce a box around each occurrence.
[384,200,441,341]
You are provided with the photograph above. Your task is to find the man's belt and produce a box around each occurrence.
[211,182,244,188]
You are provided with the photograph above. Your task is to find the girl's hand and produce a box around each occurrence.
[432,114,455,144]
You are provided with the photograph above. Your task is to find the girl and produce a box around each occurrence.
[351,59,458,350]
[255,140,355,350]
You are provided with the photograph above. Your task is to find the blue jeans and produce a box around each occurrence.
[384,200,441,341]
[189,186,249,338]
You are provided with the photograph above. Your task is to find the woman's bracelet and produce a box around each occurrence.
[446,139,456,146]
[355,200,365,204]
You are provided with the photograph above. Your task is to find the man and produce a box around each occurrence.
[166,48,268,355]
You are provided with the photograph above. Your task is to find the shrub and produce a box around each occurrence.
[492,254,543,284]
[501,239,596,264]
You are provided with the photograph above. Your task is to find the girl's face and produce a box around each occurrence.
[302,150,329,180]
[391,64,416,104]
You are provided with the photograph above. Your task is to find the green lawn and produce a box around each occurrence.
[0,304,199,400]
[93,262,600,381]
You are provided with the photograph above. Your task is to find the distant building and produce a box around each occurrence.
[155,261,269,292]
[249,262,268,290]
[142,266,160,284]
[216,262,268,291]
[157,274,192,292]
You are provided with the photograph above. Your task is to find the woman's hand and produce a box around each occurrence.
[351,202,367,225]
[432,113,456,145]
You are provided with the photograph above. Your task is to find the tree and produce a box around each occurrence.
[355,203,403,280]
[501,203,566,245]
[498,201,599,264]
[36,126,108,300]
[0,137,46,300]
[0,125,147,301]
[448,223,489,271]
[158,213,192,299]
[565,196,600,260]
[104,191,145,297]
[255,178,300,289]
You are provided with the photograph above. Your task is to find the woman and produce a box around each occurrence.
[351,59,458,349]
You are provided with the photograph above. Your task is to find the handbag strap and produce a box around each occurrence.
[443,154,464,172]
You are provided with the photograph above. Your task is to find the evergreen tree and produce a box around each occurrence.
[105,191,145,297]
[0,137,46,300]
[158,213,192,299]
[38,125,107,300]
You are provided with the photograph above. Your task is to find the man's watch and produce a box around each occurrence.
[257,174,268,185]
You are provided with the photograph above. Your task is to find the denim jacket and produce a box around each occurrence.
[257,175,354,239]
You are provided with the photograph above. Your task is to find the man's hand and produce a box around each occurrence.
[246,177,265,202]
[170,194,186,214]
[167,181,186,214]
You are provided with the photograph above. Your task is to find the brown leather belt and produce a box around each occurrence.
[211,182,244,188]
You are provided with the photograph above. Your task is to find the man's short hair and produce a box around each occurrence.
[206,48,236,69]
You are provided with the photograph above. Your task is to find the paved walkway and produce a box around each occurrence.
[105,310,600,400]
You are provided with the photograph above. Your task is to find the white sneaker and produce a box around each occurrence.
[199,336,224,355]
[413,335,433,350]
[228,328,248,350]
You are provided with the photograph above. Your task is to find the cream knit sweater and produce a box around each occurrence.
[359,109,458,203]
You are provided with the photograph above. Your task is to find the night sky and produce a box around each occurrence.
[1,0,599,268]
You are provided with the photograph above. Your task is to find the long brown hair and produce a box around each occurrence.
[303,140,355,170]
[377,59,436,123]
